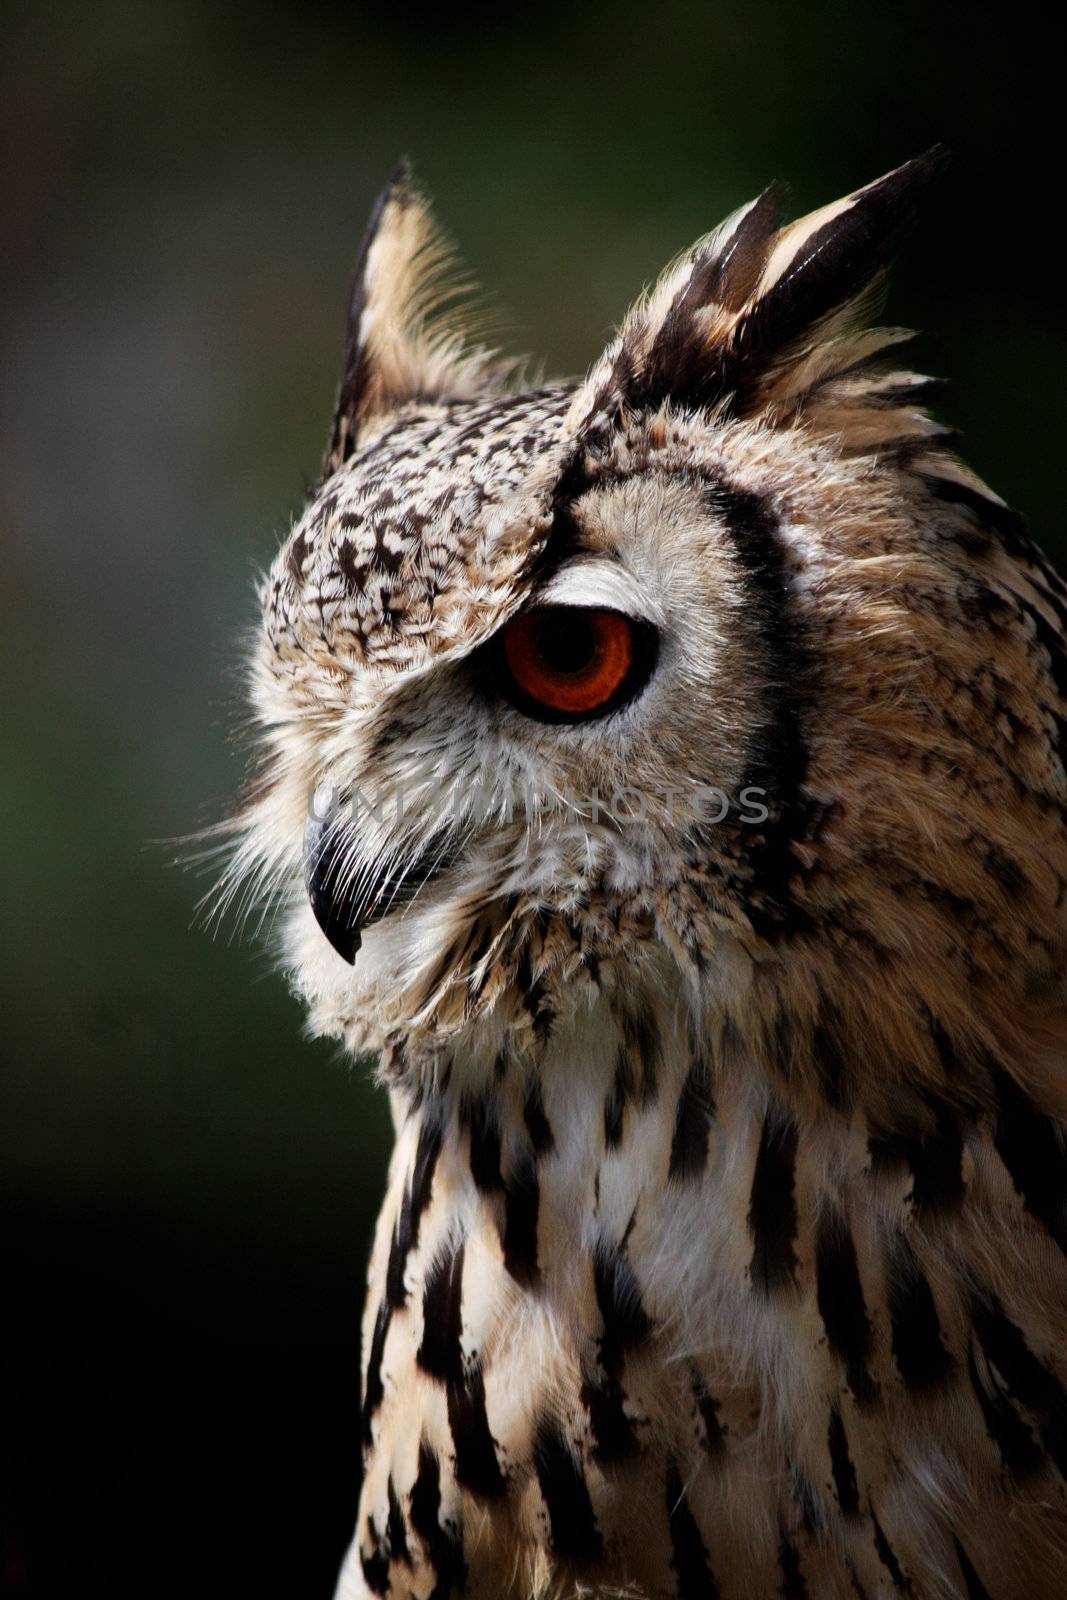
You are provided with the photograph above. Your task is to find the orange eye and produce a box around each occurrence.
[496,607,656,722]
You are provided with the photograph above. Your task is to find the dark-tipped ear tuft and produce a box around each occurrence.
[323,162,510,478]
[637,184,786,412]
[327,162,414,473]
[720,148,946,415]
[570,151,948,439]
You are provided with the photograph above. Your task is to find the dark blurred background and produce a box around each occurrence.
[0,3,1057,1595]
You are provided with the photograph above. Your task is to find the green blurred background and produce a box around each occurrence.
[1,3,1056,1595]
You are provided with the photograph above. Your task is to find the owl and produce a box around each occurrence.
[221,154,1067,1598]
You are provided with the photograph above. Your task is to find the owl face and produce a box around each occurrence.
[256,388,775,1048]
[231,155,1067,1089]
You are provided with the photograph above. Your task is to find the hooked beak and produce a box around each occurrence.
[303,786,458,964]
[303,800,363,964]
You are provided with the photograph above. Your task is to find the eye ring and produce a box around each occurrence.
[488,605,658,723]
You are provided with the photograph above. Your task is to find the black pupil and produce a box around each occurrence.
[536,613,598,675]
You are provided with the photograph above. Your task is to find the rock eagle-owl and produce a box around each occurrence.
[218,154,1067,1597]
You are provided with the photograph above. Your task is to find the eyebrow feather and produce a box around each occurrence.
[533,558,661,624]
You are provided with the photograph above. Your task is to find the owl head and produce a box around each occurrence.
[225,155,1067,1116]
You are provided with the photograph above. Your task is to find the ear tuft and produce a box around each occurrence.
[637,184,786,410]
[719,148,946,415]
[324,164,511,477]
[570,150,947,438]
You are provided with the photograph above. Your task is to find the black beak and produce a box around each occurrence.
[303,788,459,965]
[304,800,363,964]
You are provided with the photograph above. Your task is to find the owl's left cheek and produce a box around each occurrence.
[303,790,458,964]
